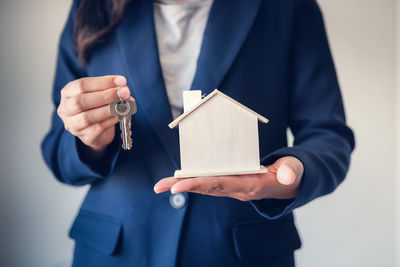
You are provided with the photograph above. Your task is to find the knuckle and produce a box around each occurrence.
[250,180,263,198]
[60,88,66,97]
[111,117,118,124]
[94,123,105,133]
[249,178,262,195]
[82,134,96,146]
[75,78,85,93]
[71,96,84,111]
[64,124,78,136]
[61,82,72,96]
[248,190,258,199]
[80,135,90,145]
[243,195,253,201]
[80,113,91,127]
[65,80,74,89]
[64,123,78,135]
[237,196,248,202]
[57,106,63,117]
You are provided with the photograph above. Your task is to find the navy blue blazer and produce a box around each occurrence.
[41,0,355,266]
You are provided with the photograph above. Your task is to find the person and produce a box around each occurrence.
[41,0,355,266]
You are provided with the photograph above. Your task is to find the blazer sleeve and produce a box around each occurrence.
[41,0,121,186]
[250,0,355,219]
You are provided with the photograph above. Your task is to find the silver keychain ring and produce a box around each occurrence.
[117,86,123,101]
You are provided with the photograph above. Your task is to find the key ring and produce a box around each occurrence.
[117,86,128,104]
[117,86,124,103]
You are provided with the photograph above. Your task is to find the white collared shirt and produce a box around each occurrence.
[154,0,213,119]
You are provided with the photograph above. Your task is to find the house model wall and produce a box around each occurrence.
[169,89,268,178]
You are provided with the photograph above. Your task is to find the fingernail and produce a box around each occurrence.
[277,167,295,185]
[120,87,130,98]
[153,184,159,193]
[114,76,126,86]
[170,186,178,194]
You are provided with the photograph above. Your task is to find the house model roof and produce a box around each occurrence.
[169,89,269,129]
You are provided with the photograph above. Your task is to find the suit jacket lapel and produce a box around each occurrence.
[116,0,180,169]
[191,0,262,94]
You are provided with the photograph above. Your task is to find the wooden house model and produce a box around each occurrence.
[169,89,269,178]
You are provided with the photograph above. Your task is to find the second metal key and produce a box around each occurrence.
[110,99,137,150]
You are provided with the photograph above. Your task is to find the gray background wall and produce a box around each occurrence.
[397,0,400,265]
[0,0,398,266]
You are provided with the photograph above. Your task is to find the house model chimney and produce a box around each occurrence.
[183,90,202,112]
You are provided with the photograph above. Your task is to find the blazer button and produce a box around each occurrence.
[169,193,186,209]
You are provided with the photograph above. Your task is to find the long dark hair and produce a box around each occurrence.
[74,0,131,65]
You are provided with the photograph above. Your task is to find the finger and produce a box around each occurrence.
[187,189,250,201]
[186,186,242,198]
[83,117,119,137]
[154,177,183,193]
[170,177,221,194]
[61,75,126,97]
[67,105,114,132]
[276,163,296,185]
[78,118,118,150]
[64,86,131,115]
[170,177,259,201]
[170,175,254,195]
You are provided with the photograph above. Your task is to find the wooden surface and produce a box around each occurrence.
[174,166,268,178]
[169,89,268,129]
[178,93,262,175]
[183,90,202,112]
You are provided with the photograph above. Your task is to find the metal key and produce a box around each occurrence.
[110,99,137,150]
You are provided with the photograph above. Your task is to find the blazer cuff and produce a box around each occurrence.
[250,146,317,220]
[57,131,121,183]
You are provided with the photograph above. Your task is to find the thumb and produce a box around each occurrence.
[276,163,296,185]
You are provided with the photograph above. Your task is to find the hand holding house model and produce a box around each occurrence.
[169,89,269,178]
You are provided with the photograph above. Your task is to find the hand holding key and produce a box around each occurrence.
[57,75,134,154]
